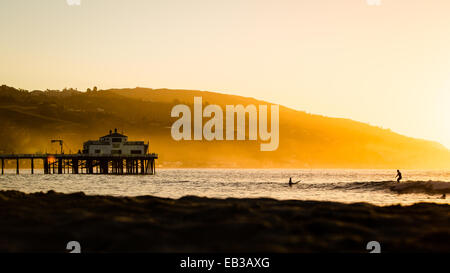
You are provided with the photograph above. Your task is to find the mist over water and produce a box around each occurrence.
[1,169,449,206]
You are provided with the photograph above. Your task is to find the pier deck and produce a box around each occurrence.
[0,153,158,175]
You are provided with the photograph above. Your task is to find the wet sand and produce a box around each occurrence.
[0,190,448,252]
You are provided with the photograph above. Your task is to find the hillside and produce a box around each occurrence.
[0,85,449,169]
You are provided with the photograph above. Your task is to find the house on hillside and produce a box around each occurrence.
[82,129,148,155]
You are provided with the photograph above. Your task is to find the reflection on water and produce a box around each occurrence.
[0,169,449,205]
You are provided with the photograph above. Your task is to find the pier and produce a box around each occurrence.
[0,154,158,175]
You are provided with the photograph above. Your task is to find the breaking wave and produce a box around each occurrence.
[388,181,450,194]
[288,181,450,195]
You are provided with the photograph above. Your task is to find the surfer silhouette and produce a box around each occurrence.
[288,177,301,187]
[395,170,402,183]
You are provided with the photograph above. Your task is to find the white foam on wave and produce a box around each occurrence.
[390,181,450,194]
[303,180,450,195]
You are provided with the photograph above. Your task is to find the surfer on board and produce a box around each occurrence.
[395,170,402,183]
[289,177,301,187]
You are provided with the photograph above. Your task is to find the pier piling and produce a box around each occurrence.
[43,158,49,174]
[73,159,79,174]
[58,158,63,174]
[0,154,157,175]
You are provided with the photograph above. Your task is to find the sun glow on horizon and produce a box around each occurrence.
[436,87,450,149]
[0,0,450,148]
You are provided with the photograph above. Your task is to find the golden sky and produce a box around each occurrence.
[0,0,449,148]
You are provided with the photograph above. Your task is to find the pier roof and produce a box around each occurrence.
[101,128,127,138]
[101,132,127,138]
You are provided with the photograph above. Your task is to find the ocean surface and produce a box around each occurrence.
[0,169,449,205]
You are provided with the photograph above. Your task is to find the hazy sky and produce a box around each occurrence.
[1,0,449,148]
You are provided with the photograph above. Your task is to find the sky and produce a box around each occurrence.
[0,0,449,148]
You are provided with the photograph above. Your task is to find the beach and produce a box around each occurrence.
[0,190,448,252]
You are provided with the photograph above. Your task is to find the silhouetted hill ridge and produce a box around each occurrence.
[0,84,448,169]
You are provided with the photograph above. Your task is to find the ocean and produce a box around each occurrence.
[0,169,449,206]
